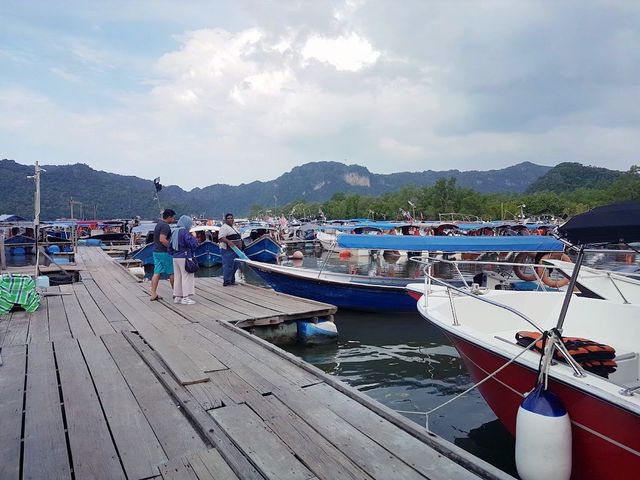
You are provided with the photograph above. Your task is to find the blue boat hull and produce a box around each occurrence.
[195,241,221,267]
[130,243,155,266]
[249,265,417,312]
[243,237,281,263]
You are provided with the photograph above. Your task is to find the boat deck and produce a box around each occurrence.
[0,247,508,480]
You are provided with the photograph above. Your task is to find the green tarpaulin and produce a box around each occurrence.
[0,274,41,315]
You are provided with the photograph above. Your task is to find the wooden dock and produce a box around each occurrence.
[0,247,510,480]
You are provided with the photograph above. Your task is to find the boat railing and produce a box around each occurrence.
[412,256,567,293]
[416,259,545,333]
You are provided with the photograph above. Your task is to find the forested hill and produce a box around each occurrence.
[526,162,624,193]
[1,159,552,219]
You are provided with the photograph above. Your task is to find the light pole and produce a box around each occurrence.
[408,200,416,221]
[274,195,277,218]
[27,162,45,277]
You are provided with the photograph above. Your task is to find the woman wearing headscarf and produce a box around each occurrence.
[170,215,199,304]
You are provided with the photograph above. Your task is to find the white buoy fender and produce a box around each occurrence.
[515,384,572,480]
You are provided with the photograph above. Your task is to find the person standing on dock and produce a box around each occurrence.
[219,213,242,286]
[150,208,176,301]
[170,215,199,304]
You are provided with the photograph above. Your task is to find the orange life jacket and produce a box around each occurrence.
[516,331,617,378]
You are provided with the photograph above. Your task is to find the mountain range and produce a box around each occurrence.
[0,158,572,220]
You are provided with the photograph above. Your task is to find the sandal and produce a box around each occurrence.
[150,295,163,301]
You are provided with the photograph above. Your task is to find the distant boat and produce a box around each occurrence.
[241,225,283,263]
[191,225,221,267]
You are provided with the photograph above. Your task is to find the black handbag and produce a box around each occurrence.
[184,246,199,273]
[185,256,199,273]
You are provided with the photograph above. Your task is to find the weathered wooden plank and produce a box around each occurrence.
[155,283,247,323]
[304,383,475,480]
[23,342,71,480]
[83,278,128,323]
[207,370,373,480]
[0,345,26,480]
[187,449,240,480]
[45,293,72,340]
[72,283,116,335]
[110,320,134,331]
[102,333,208,458]
[59,284,95,338]
[0,312,11,345]
[171,324,228,373]
[212,403,315,480]
[91,275,209,386]
[197,280,332,316]
[28,301,49,343]
[138,325,209,385]
[79,335,168,479]
[123,331,264,480]
[55,338,126,479]
[190,286,280,318]
[198,319,318,387]
[2,310,30,346]
[190,323,286,394]
[160,456,200,480]
[273,387,426,480]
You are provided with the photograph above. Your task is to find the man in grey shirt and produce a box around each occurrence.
[150,209,176,300]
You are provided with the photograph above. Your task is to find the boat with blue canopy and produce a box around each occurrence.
[243,234,565,312]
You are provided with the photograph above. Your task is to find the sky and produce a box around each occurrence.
[1,0,639,189]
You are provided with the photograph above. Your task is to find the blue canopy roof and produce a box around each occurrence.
[336,234,564,252]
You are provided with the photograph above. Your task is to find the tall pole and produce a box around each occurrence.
[0,232,6,271]
[31,162,43,277]
[274,195,277,219]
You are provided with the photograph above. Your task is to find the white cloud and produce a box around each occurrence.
[301,33,380,71]
[1,0,639,190]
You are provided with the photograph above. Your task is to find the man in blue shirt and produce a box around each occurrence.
[150,208,176,301]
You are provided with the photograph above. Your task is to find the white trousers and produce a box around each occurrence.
[172,258,195,297]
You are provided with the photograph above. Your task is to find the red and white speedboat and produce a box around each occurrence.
[408,202,640,479]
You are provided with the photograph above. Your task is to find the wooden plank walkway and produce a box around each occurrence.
[0,246,512,480]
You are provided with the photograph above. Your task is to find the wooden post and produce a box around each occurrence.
[0,232,6,270]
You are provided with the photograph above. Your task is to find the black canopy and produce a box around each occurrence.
[557,201,640,245]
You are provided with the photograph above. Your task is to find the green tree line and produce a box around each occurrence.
[250,166,640,221]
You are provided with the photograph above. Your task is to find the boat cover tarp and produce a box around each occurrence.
[0,274,40,315]
[336,234,564,252]
[558,201,640,245]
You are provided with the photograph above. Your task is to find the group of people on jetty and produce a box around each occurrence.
[149,209,243,304]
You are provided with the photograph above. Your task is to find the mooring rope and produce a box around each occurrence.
[395,332,545,430]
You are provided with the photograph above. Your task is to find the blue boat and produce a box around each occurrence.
[194,240,220,267]
[130,243,154,266]
[244,259,419,311]
[241,226,283,263]
[5,234,36,255]
[242,234,566,312]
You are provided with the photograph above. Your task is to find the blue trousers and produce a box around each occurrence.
[221,248,238,285]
